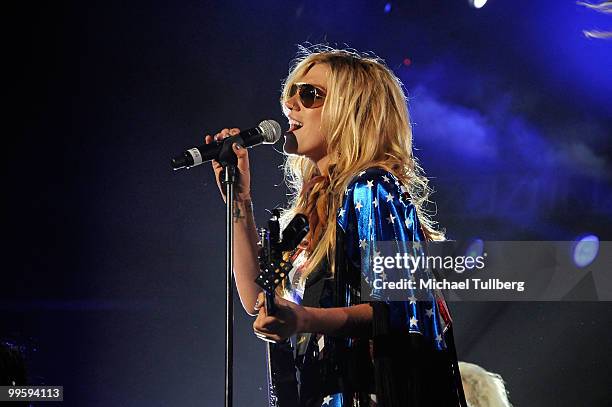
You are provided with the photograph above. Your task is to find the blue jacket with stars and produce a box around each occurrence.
[337,167,451,346]
[294,167,466,407]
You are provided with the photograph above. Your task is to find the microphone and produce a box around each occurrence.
[170,119,282,170]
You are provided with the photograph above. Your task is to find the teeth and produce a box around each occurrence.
[287,119,303,133]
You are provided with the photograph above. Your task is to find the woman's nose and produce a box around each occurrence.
[284,94,300,111]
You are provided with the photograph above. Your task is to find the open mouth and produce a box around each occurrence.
[287,119,303,133]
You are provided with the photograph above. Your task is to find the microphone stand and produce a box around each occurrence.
[170,127,279,406]
[218,142,240,407]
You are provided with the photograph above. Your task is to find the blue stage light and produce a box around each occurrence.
[384,3,392,14]
[465,238,485,258]
[572,234,599,268]
[469,0,488,9]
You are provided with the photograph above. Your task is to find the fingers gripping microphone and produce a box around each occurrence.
[170,119,282,170]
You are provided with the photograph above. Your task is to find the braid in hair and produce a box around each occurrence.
[299,174,332,254]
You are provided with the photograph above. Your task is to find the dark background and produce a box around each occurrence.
[3,1,612,406]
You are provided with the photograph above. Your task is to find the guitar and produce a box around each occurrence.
[255,210,309,407]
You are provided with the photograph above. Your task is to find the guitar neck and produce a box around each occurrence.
[265,290,276,316]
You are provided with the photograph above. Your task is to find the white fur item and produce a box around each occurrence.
[459,361,512,407]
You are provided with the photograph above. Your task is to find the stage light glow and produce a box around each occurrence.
[465,238,485,258]
[469,0,488,9]
[384,3,392,13]
[572,234,599,268]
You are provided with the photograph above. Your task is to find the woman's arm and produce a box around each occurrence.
[206,128,263,316]
[252,292,373,341]
[301,303,373,337]
[232,197,264,316]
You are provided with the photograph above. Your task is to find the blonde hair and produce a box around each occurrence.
[280,45,444,284]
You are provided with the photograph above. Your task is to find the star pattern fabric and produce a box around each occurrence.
[319,392,377,407]
[321,394,335,406]
[276,167,464,406]
[337,167,451,350]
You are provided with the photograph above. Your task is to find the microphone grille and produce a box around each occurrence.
[258,120,282,144]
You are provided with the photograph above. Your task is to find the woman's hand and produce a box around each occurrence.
[204,127,251,203]
[252,291,309,343]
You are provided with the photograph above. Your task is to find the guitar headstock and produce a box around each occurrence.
[254,211,309,295]
[255,257,292,294]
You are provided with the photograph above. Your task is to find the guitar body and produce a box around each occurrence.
[267,340,300,406]
[258,271,300,406]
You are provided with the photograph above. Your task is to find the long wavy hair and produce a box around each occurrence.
[279,45,445,284]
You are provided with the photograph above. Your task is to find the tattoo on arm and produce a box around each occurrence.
[233,205,244,221]
[233,199,253,223]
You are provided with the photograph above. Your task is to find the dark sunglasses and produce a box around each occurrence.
[288,83,326,108]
